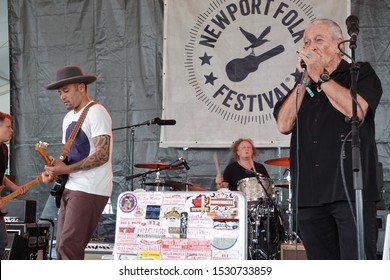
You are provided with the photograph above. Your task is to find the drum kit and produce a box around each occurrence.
[129,156,295,260]
[242,156,297,260]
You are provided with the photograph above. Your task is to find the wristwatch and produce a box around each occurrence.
[317,71,331,90]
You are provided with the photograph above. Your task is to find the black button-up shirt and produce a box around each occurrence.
[274,60,382,207]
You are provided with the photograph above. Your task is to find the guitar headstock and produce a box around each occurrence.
[35,141,53,167]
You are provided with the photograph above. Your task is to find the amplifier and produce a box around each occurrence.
[3,199,36,223]
[4,222,50,260]
[2,233,28,260]
[281,242,307,260]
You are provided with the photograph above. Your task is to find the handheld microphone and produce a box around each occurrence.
[346,15,359,41]
[149,117,176,126]
[300,59,307,70]
[179,157,190,170]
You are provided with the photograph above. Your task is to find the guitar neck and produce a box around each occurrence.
[0,175,41,205]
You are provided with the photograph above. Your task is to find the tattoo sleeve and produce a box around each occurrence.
[70,135,111,172]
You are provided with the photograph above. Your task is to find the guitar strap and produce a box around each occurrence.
[59,101,97,161]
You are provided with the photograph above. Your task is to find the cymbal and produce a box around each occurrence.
[167,181,207,191]
[134,162,183,170]
[144,181,168,186]
[144,181,206,191]
[264,157,290,166]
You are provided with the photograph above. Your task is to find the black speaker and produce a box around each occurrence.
[1,233,28,260]
[5,222,50,260]
[2,199,36,223]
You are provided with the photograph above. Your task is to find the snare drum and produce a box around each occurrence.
[237,177,273,201]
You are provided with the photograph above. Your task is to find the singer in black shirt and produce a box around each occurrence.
[273,18,382,259]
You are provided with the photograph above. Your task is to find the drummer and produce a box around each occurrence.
[215,138,270,190]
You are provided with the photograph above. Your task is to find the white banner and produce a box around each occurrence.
[161,0,351,148]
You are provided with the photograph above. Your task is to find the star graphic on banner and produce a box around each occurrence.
[204,72,218,85]
[199,52,212,65]
[291,69,302,83]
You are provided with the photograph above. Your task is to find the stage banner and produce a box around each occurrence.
[161,0,351,148]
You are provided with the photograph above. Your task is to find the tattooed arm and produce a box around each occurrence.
[45,135,111,176]
[70,134,111,172]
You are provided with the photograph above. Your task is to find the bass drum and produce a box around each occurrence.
[247,201,285,260]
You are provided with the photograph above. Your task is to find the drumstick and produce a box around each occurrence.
[251,161,257,174]
[213,152,221,174]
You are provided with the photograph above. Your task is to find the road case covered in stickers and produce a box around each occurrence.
[113,189,247,260]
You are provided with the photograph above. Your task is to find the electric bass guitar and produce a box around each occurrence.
[0,141,52,216]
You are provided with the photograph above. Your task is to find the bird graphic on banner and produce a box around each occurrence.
[240,26,271,55]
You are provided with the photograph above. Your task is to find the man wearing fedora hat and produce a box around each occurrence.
[42,65,113,260]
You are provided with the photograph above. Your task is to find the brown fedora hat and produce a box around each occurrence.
[46,65,97,90]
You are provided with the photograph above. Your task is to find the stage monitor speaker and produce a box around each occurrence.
[281,243,307,260]
[5,222,50,260]
[1,233,28,260]
[3,199,36,223]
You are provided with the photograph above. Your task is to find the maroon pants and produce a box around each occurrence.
[56,188,109,260]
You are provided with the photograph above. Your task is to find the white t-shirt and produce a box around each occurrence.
[62,102,113,197]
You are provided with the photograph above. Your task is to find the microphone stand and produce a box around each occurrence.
[112,119,157,191]
[348,39,365,259]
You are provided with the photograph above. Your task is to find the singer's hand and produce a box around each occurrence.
[297,48,324,83]
[296,56,308,74]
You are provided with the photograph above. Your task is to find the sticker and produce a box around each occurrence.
[118,193,137,213]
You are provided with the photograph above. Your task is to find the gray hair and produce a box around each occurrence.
[308,18,345,52]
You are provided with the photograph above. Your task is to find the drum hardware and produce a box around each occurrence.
[126,159,185,188]
[144,181,206,191]
[243,173,284,260]
[246,158,295,258]
[278,169,297,244]
[134,162,184,170]
[265,159,297,244]
[285,181,296,243]
[247,199,284,260]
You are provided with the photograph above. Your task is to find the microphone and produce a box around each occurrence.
[300,59,307,70]
[346,15,359,41]
[148,117,176,126]
[156,118,176,126]
[179,157,190,170]
[297,62,307,94]
[245,169,262,177]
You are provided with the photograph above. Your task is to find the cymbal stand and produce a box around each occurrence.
[285,181,294,243]
[140,174,147,189]
[126,159,183,182]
